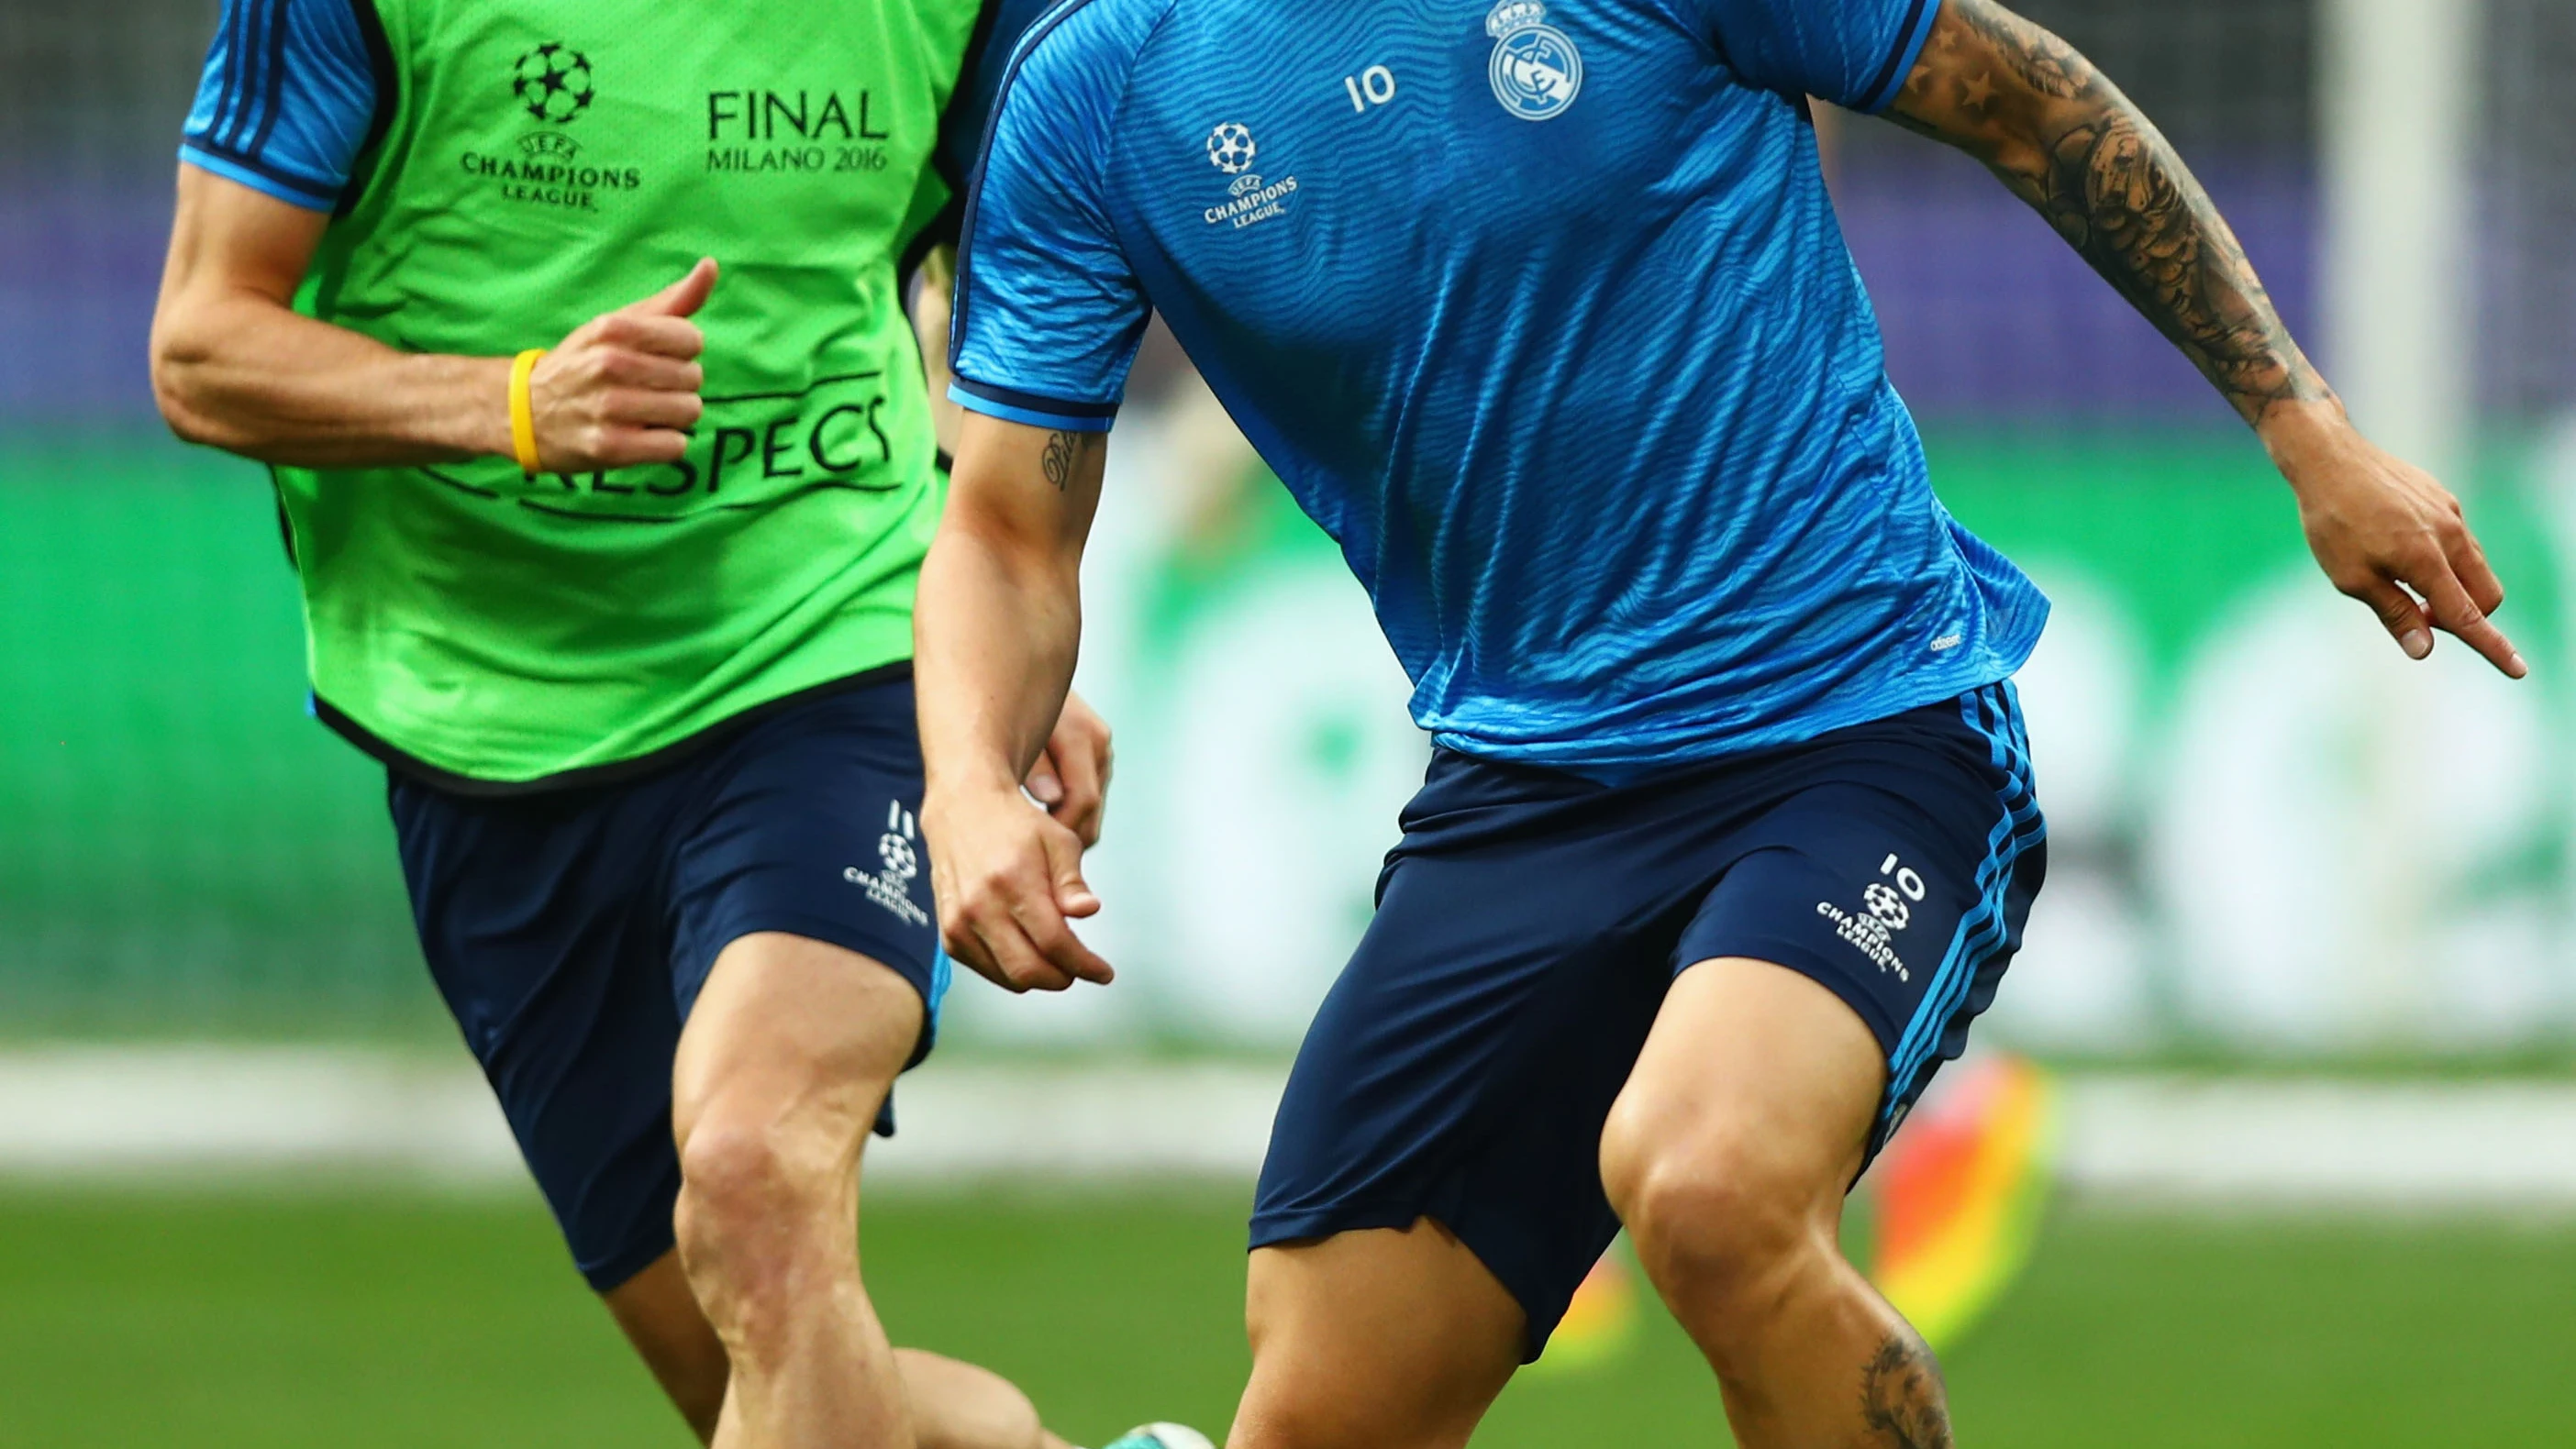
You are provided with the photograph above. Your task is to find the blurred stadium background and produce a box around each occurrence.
[5,0,2575,1443]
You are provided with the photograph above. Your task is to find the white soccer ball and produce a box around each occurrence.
[1106,1425,1216,1449]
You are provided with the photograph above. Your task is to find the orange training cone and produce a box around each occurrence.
[1864,1053,2059,1351]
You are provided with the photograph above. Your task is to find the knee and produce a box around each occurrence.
[1601,1115,1827,1321]
[674,1115,847,1289]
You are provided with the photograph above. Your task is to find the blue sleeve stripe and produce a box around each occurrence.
[206,0,252,146]
[207,0,279,151]
[226,0,283,150]
[951,375,1120,419]
[949,382,1117,433]
[1856,0,1939,115]
[245,0,298,156]
[181,143,340,210]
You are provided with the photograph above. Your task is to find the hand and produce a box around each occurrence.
[2265,401,2527,680]
[1020,691,1114,847]
[924,780,1114,993]
[521,259,717,472]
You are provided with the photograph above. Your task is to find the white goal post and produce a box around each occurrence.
[2320,0,2480,487]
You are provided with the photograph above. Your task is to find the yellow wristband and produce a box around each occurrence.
[507,348,548,477]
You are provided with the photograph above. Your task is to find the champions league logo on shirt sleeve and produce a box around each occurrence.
[1486,0,1582,120]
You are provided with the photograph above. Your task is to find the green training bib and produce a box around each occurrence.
[283,0,982,788]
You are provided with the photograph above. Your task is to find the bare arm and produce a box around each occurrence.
[150,165,714,472]
[907,244,968,459]
[916,412,1115,992]
[1889,0,2524,679]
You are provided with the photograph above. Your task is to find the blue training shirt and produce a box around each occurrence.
[950,0,2050,777]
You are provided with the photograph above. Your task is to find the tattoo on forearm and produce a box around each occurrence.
[1893,0,2330,426]
[1039,430,1085,492]
[1860,1333,1954,1449]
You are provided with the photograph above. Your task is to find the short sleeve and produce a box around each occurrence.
[1690,0,1940,114]
[947,24,1150,435]
[180,0,385,212]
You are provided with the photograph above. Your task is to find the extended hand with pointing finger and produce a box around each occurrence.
[516,258,718,474]
[2263,401,2527,680]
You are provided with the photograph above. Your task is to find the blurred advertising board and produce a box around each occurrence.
[5,422,2572,1057]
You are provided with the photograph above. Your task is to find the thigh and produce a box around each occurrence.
[671,928,924,1162]
[1252,761,1701,1362]
[1235,1222,1525,1449]
[667,680,947,1067]
[1608,957,1890,1216]
[1674,682,2048,1165]
[388,773,689,1293]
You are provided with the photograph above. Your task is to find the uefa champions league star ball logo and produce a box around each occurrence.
[878,829,918,883]
[1199,121,1298,230]
[1485,0,1582,121]
[513,42,596,125]
[1205,122,1258,175]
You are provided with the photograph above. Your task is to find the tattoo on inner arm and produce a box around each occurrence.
[1039,429,1088,492]
[1860,1333,1955,1449]
[1892,0,2330,426]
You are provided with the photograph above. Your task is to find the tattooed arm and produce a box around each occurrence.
[916,412,1117,992]
[1888,0,2525,678]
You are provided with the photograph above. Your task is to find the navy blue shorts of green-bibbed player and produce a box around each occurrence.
[388,677,949,1294]
[1250,683,2046,1358]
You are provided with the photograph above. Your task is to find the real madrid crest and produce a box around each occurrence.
[1485,0,1582,121]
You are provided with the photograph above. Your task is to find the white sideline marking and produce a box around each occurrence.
[3,1050,2574,1211]
[2054,1077,2576,1211]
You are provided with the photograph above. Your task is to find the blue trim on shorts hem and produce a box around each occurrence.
[1883,686,2044,1123]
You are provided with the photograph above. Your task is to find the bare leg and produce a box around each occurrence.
[604,1252,1064,1449]
[1226,1221,1525,1449]
[604,1250,731,1440]
[1600,957,1949,1449]
[894,1349,1072,1449]
[670,929,999,1449]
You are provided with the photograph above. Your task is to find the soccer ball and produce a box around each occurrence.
[513,43,596,125]
[1205,122,1257,174]
[1103,1426,1216,1449]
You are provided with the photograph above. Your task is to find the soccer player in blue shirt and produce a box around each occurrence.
[914,0,2525,1443]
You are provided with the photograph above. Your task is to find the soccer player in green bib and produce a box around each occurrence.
[149,5,1198,1448]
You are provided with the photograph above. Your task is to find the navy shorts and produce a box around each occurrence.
[1250,683,2046,1356]
[388,677,949,1292]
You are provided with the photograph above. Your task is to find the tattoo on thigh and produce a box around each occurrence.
[1860,1333,1954,1449]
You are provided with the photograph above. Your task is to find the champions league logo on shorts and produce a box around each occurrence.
[1485,0,1582,121]
[845,801,930,929]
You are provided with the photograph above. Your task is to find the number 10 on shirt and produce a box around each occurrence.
[1343,65,1397,112]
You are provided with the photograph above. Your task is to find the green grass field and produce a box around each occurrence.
[3,1187,2571,1446]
